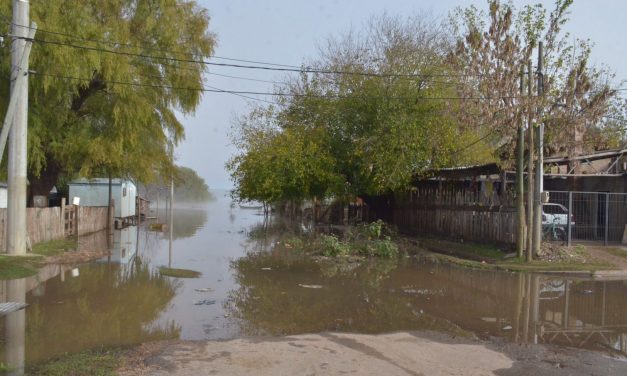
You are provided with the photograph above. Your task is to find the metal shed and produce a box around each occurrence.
[68,178,136,219]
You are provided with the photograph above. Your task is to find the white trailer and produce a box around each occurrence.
[68,178,136,220]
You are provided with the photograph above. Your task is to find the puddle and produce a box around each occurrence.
[2,191,627,372]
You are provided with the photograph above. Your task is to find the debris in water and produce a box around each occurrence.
[298,284,323,289]
[261,267,272,271]
[0,302,28,315]
[502,325,512,330]
[194,299,216,306]
[195,288,214,293]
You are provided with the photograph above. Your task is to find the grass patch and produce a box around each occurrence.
[496,258,613,272]
[417,238,505,261]
[604,247,627,260]
[27,348,123,376]
[159,266,201,278]
[32,237,77,257]
[0,255,42,280]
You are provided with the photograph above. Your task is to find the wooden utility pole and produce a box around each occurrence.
[525,59,534,262]
[6,1,35,255]
[516,73,526,259]
[532,42,545,256]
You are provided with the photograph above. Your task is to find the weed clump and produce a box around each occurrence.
[311,220,399,259]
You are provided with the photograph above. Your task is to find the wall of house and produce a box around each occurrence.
[68,181,136,218]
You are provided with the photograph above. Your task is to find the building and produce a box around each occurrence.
[68,178,136,220]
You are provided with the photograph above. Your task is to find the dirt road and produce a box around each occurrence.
[119,331,627,376]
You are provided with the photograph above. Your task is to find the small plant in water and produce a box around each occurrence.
[359,220,385,239]
[361,237,398,258]
[319,234,351,257]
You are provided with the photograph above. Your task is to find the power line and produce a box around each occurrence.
[2,16,306,70]
[30,70,531,101]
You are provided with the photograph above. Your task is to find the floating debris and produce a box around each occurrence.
[195,288,214,293]
[159,267,201,278]
[298,284,323,289]
[0,302,28,315]
[261,267,272,271]
[149,223,168,232]
[502,325,513,330]
[194,299,216,306]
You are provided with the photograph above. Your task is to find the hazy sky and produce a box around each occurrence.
[178,0,627,190]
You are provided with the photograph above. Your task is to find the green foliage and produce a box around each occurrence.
[143,165,214,203]
[0,255,41,280]
[172,166,214,202]
[227,15,473,203]
[361,237,399,258]
[319,234,351,257]
[27,348,123,376]
[359,220,385,239]
[32,237,78,257]
[0,1,216,193]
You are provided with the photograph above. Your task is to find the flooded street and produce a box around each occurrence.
[2,191,627,371]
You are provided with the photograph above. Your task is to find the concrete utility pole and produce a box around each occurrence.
[7,0,31,255]
[516,73,526,259]
[526,59,534,262]
[168,143,174,268]
[532,42,544,256]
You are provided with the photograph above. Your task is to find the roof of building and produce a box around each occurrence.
[69,178,135,186]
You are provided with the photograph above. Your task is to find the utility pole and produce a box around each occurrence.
[168,142,174,268]
[526,59,534,262]
[516,72,525,259]
[532,42,544,256]
[7,0,31,255]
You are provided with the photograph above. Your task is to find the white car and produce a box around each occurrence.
[542,203,575,227]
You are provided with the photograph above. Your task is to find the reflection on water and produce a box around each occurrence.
[227,239,627,354]
[0,260,180,370]
[1,191,627,371]
[152,207,208,240]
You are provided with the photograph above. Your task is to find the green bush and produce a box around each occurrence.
[319,234,351,257]
[359,220,385,239]
[361,237,398,258]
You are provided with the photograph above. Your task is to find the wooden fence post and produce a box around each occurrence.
[60,197,66,236]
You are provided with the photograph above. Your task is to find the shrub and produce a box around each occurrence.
[362,237,398,258]
[319,234,351,257]
[360,220,385,239]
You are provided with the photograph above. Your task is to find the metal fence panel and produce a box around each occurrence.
[547,191,627,245]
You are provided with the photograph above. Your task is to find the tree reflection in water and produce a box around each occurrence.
[226,231,472,338]
[0,259,181,366]
[228,223,627,355]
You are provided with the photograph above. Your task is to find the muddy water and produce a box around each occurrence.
[2,191,627,372]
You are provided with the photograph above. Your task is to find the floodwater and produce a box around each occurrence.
[2,191,627,373]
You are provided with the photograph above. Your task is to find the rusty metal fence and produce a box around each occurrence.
[546,191,627,245]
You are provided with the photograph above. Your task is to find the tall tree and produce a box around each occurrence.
[228,14,485,205]
[0,0,215,199]
[449,0,617,162]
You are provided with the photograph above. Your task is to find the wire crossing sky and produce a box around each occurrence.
[35,0,623,190]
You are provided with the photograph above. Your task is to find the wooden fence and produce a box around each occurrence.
[367,183,517,245]
[0,204,110,251]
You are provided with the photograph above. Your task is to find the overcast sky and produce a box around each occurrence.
[177,0,627,190]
